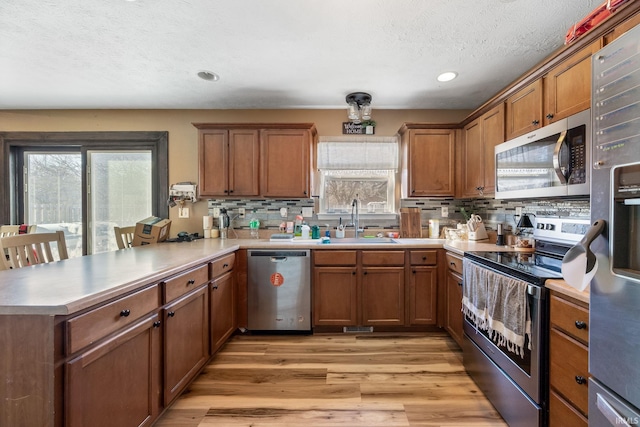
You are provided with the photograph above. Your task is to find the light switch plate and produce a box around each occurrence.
[302,207,313,218]
[280,207,288,218]
[212,208,220,218]
[441,207,449,217]
[178,207,190,218]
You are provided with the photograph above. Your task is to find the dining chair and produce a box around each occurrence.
[0,224,36,238]
[0,230,69,270]
[114,226,136,249]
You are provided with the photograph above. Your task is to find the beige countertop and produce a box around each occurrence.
[545,279,590,304]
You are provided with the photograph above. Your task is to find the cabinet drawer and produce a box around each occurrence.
[361,250,405,266]
[164,264,209,303]
[550,328,589,415]
[409,250,437,266]
[445,252,463,275]
[549,389,588,427]
[550,293,589,344]
[210,253,235,278]
[314,250,357,266]
[67,285,161,355]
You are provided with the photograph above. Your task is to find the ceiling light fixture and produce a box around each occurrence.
[197,71,220,81]
[345,92,372,124]
[437,71,458,82]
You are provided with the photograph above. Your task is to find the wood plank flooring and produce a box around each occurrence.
[154,332,507,427]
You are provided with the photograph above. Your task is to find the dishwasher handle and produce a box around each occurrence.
[271,256,288,262]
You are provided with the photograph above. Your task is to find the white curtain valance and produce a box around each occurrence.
[317,136,399,170]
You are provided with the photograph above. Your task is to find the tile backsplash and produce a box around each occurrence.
[207,197,590,235]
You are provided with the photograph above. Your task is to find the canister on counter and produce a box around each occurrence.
[428,219,440,238]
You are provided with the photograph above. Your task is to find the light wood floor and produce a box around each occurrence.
[154,332,508,427]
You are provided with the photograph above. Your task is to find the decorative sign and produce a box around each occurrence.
[342,122,375,135]
[270,272,284,287]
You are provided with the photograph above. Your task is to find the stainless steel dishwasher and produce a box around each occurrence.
[247,249,311,331]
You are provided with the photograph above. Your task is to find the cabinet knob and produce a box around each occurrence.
[352,271,356,275]
[153,321,161,328]
[363,271,368,275]
[422,256,427,261]
[187,279,195,285]
[532,119,540,126]
[228,189,234,193]
[458,282,463,287]
[120,309,131,317]
[411,189,415,194]
[167,311,175,317]
[575,320,587,330]
[450,262,456,266]
[212,284,219,290]
[412,270,416,274]
[223,263,229,268]
[575,375,586,385]
[546,113,554,120]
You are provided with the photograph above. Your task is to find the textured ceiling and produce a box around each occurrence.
[0,0,602,110]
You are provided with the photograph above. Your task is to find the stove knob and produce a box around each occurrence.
[537,223,545,229]
[545,224,555,230]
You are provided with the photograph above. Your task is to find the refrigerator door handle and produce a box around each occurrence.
[597,393,632,427]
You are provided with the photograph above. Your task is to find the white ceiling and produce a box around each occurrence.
[0,0,601,110]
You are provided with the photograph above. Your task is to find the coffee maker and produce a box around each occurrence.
[218,208,230,239]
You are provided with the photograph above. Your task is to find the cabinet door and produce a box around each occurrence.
[362,267,405,326]
[408,266,437,325]
[461,118,484,198]
[505,79,543,140]
[198,130,229,197]
[228,129,260,196]
[446,270,464,347]
[313,267,358,326]
[480,103,504,195]
[544,40,601,125]
[65,313,161,427]
[408,129,455,196]
[163,286,209,405]
[210,271,236,353]
[260,129,310,197]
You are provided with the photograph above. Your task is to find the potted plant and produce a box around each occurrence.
[360,119,376,134]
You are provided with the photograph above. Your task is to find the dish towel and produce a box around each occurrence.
[462,258,488,331]
[485,270,531,358]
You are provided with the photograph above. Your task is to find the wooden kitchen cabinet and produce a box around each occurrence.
[549,290,590,426]
[194,123,316,198]
[460,104,504,197]
[505,79,543,141]
[210,252,236,353]
[543,40,602,125]
[604,11,640,44]
[197,128,259,197]
[163,286,209,405]
[260,128,314,198]
[399,125,456,197]
[361,251,405,326]
[65,313,162,427]
[313,250,358,326]
[445,251,464,347]
[407,250,438,325]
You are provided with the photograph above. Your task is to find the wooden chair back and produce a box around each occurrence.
[0,224,36,238]
[0,230,69,270]
[114,226,136,249]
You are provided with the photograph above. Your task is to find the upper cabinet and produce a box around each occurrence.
[505,79,543,141]
[399,126,456,197]
[460,104,504,198]
[194,123,316,198]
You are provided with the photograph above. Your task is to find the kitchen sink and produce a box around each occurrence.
[328,237,396,244]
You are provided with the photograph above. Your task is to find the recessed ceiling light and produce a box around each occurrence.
[437,71,458,82]
[197,71,220,81]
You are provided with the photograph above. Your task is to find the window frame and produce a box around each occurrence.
[0,131,168,255]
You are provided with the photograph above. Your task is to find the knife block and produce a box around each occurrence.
[468,223,488,241]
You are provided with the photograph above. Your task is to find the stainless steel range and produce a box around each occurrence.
[462,217,590,427]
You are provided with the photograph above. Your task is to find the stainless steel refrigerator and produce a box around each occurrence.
[590,24,640,425]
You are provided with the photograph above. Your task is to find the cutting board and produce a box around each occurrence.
[400,208,422,238]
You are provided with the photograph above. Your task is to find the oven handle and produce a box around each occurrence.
[527,284,542,299]
[552,130,568,184]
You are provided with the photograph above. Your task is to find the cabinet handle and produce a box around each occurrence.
[546,113,554,120]
[422,256,427,261]
[450,262,456,266]
[458,282,463,287]
[532,119,540,125]
[412,270,416,274]
[363,271,368,275]
[575,375,586,385]
[187,279,195,285]
[167,311,175,317]
[120,309,131,317]
[212,284,219,290]
[411,189,415,194]
[153,321,161,328]
[223,263,229,268]
[352,271,356,275]
[575,320,587,329]
[303,190,307,196]
[228,189,234,193]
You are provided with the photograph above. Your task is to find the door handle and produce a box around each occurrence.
[552,130,568,184]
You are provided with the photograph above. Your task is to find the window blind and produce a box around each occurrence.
[317,136,399,170]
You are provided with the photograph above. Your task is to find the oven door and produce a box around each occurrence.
[462,260,547,403]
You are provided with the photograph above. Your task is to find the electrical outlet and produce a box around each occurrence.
[212,208,220,218]
[178,207,190,218]
[302,207,313,218]
[441,206,449,217]
[238,207,245,218]
[515,206,523,217]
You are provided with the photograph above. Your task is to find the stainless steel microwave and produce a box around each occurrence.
[495,109,590,199]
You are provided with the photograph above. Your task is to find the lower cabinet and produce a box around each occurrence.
[313,265,358,326]
[445,251,464,347]
[362,266,405,325]
[65,313,162,427]
[408,250,438,325]
[210,270,236,353]
[163,285,210,405]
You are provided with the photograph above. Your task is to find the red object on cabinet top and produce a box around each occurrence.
[565,0,630,45]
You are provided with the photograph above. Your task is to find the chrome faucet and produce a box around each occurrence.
[351,198,361,239]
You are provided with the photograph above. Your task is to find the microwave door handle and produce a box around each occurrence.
[553,130,568,184]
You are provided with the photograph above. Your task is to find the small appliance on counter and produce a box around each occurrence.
[218,208,230,239]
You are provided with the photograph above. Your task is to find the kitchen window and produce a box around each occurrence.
[316,136,398,218]
[0,131,168,256]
